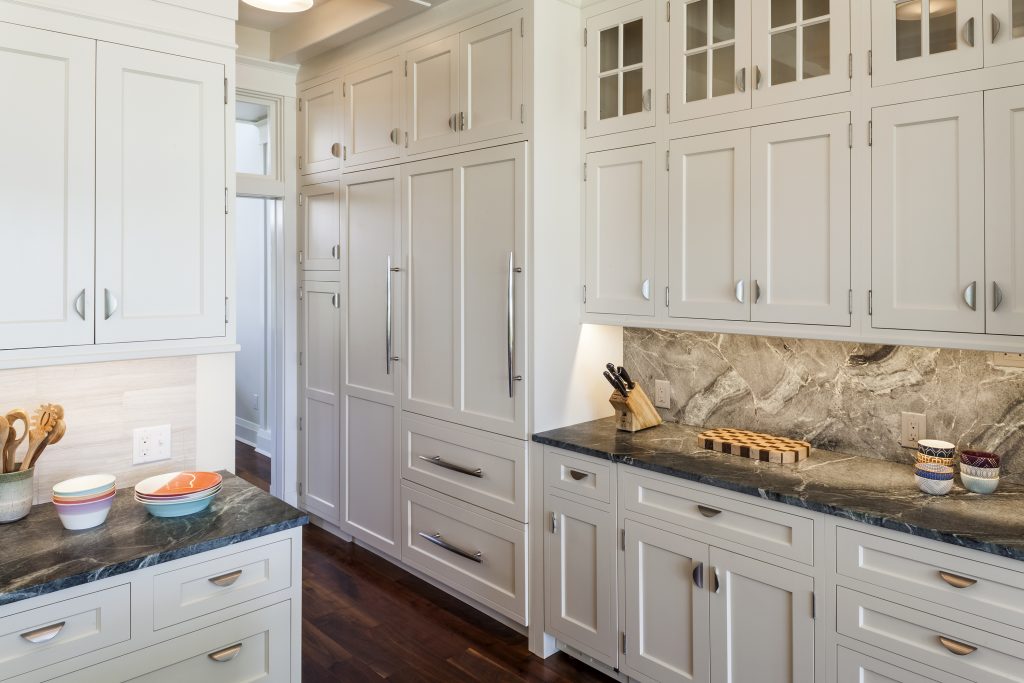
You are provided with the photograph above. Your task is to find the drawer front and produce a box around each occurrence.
[401,484,526,623]
[0,584,130,680]
[620,469,814,564]
[544,448,612,505]
[836,525,1024,630]
[401,414,526,522]
[838,645,968,683]
[837,587,1024,683]
[152,538,292,629]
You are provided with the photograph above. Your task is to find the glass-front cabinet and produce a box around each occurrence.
[985,0,1024,66]
[871,0,984,85]
[586,0,655,136]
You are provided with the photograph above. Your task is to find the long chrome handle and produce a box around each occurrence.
[938,571,977,589]
[964,281,977,311]
[103,288,118,320]
[735,280,745,304]
[752,280,761,304]
[735,68,746,93]
[938,636,977,656]
[641,279,651,301]
[74,289,86,320]
[692,562,704,589]
[208,644,243,662]
[992,13,1001,41]
[642,88,652,111]
[712,567,720,593]
[418,455,483,478]
[21,621,65,643]
[568,469,589,481]
[418,531,482,563]
[993,282,1004,312]
[754,66,763,89]
[208,569,243,587]
[387,257,399,375]
[962,17,976,47]
[507,252,522,397]
[697,504,722,518]
[331,142,341,158]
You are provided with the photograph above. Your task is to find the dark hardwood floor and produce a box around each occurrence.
[234,442,616,682]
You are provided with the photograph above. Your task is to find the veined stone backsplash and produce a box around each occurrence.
[623,329,1024,475]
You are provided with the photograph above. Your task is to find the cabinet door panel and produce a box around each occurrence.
[872,94,985,333]
[300,79,341,175]
[984,0,1024,66]
[585,144,657,316]
[95,44,225,343]
[668,130,751,321]
[837,646,963,683]
[342,395,399,557]
[345,57,403,167]
[406,36,460,155]
[623,520,710,683]
[750,113,850,326]
[872,0,984,85]
[0,24,95,349]
[460,12,525,144]
[586,1,656,137]
[300,181,341,272]
[986,85,1024,335]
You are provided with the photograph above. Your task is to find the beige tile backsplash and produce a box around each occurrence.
[0,357,197,503]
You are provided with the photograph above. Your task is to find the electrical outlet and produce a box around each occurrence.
[133,425,172,465]
[993,352,1024,368]
[654,380,671,409]
[901,412,926,448]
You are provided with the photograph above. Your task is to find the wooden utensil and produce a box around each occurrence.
[0,415,9,474]
[21,405,61,472]
[3,409,29,474]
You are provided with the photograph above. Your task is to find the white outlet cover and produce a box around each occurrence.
[133,425,172,465]
[654,380,671,409]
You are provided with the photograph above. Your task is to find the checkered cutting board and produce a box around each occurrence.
[698,428,811,464]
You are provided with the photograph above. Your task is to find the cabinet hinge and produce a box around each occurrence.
[343,146,347,161]
[665,150,670,171]
[224,77,229,105]
[298,155,303,170]
[848,123,853,149]
[868,120,873,146]
[225,297,229,324]
[298,192,304,207]
[298,250,304,265]
[298,416,303,431]
[583,110,588,129]
[521,103,525,124]
[550,511,558,534]
[620,528,626,551]
[299,350,303,366]
[342,82,346,97]
[665,286,670,308]
[848,289,853,315]
[404,60,408,77]
[520,17,525,37]
[666,0,671,21]
[583,27,588,46]
[811,592,816,619]
[224,187,229,214]
[666,92,671,114]
[867,49,873,76]
[298,286,304,301]
[297,97,303,112]
[847,53,853,79]
[868,290,873,316]
[621,632,626,655]
[583,162,587,181]
[582,284,587,304]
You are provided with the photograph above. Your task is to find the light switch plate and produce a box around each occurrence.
[133,425,172,465]
[900,412,925,449]
[654,380,671,409]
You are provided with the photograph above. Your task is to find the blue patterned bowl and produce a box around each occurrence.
[914,463,955,480]
[917,440,956,459]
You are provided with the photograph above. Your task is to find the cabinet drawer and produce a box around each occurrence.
[544,448,612,505]
[838,645,969,683]
[837,587,1024,683]
[401,414,526,522]
[152,538,292,629]
[0,584,130,680]
[401,484,526,623]
[620,469,814,564]
[837,526,1024,631]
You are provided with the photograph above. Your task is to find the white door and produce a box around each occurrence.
[544,494,618,667]
[344,57,403,167]
[340,167,401,557]
[985,85,1024,336]
[871,0,984,86]
[406,35,460,156]
[459,12,525,145]
[872,93,985,333]
[95,44,225,343]
[709,547,815,683]
[622,520,711,683]
[668,130,751,321]
[586,1,656,137]
[670,0,752,121]
[585,144,657,316]
[300,280,341,525]
[750,113,850,326]
[299,79,342,175]
[0,24,95,350]
[751,0,851,106]
[984,0,1024,66]
[300,181,341,272]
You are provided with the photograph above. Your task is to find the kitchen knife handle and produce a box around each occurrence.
[604,370,628,398]
[617,366,634,389]
[507,252,522,397]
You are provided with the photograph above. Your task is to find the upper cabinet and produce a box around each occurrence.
[407,36,461,155]
[985,0,1024,66]
[586,1,656,136]
[299,181,342,272]
[344,57,404,167]
[872,0,984,85]
[299,79,342,175]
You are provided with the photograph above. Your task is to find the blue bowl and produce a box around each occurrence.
[137,495,215,518]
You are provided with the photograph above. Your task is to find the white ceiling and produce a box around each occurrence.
[237,0,332,32]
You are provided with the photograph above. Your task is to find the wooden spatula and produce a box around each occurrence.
[3,409,28,474]
[0,416,9,474]
[21,406,60,472]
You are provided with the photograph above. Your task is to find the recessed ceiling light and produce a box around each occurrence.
[241,0,314,13]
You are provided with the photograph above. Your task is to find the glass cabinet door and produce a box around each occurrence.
[751,0,850,106]
[984,0,1024,66]
[871,0,983,85]
[670,0,752,120]
[586,0,655,137]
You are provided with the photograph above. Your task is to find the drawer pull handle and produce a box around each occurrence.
[697,505,722,518]
[418,531,482,563]
[568,469,589,481]
[418,455,482,478]
[692,562,704,589]
[938,571,977,589]
[208,643,243,662]
[712,567,720,594]
[208,569,243,587]
[21,622,65,644]
[938,636,977,656]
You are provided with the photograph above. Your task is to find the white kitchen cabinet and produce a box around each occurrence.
[95,43,225,344]
[750,113,851,326]
[402,143,527,439]
[837,645,965,683]
[298,79,342,175]
[459,12,525,145]
[668,130,751,321]
[585,144,657,316]
[709,547,815,683]
[622,520,711,683]
[299,181,341,272]
[340,167,402,557]
[406,36,460,156]
[544,493,619,667]
[984,0,1024,66]
[871,93,985,333]
[344,57,403,167]
[300,280,341,525]
[872,0,984,86]
[985,84,1024,336]
[586,0,656,137]
[0,23,95,350]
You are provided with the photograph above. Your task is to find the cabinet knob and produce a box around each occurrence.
[389,128,400,144]
[642,89,652,112]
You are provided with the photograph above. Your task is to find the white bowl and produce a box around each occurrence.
[961,472,1000,494]
[959,463,1001,479]
[915,475,953,496]
[54,495,114,530]
[52,474,116,498]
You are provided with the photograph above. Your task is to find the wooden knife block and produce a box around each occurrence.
[609,385,663,433]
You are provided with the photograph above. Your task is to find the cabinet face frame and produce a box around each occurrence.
[344,56,404,167]
[299,181,342,272]
[299,79,342,175]
[406,35,461,156]
[460,11,526,145]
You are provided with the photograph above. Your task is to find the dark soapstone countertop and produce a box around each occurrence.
[0,472,307,608]
[534,418,1024,562]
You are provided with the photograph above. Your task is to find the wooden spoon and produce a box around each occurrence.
[0,416,9,474]
[3,410,28,474]
[25,418,65,471]
[21,407,59,472]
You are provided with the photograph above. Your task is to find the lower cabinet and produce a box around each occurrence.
[837,645,968,683]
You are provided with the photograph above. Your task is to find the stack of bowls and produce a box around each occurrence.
[134,471,222,518]
[914,462,955,495]
[915,440,957,468]
[959,450,1001,494]
[51,474,117,530]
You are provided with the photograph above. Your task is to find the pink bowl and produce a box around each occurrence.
[52,491,115,510]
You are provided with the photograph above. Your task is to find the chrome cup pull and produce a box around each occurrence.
[331,142,341,158]
[568,469,589,481]
[449,113,458,131]
[993,282,1004,312]
[104,288,118,320]
[208,569,243,587]
[692,562,704,589]
[938,571,977,589]
[735,67,746,93]
[697,505,722,518]
[389,128,399,144]
[962,16,976,47]
[418,455,482,478]
[963,281,977,311]
[418,531,482,563]
[641,279,651,301]
[642,88,653,112]
[752,280,761,304]
[992,13,1001,41]
[74,289,86,321]
[21,621,66,644]
[938,636,977,656]
[712,567,720,593]
[754,65,763,89]
[208,643,243,662]
[735,280,745,304]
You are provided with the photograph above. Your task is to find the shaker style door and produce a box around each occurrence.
[586,0,656,137]
[406,35,460,156]
[459,12,525,145]
[344,57,403,167]
[299,181,342,272]
[299,79,342,175]
[984,0,1024,66]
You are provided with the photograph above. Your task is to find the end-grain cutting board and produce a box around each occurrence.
[698,428,810,464]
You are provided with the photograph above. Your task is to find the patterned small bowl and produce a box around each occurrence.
[959,463,1001,479]
[914,463,955,481]
[961,472,999,495]
[915,452,956,467]
[960,450,1000,468]
[916,475,954,496]
[917,440,957,459]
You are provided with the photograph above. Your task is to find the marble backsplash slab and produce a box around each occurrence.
[623,329,1024,475]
